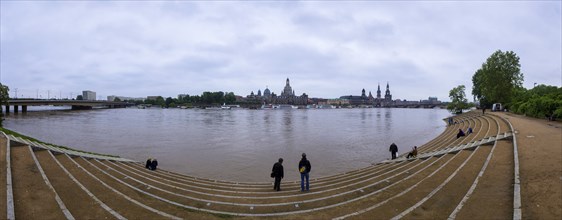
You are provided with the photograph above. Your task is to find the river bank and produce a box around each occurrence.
[1,110,559,219]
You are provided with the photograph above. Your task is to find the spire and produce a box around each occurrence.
[386,82,389,89]
[377,83,381,99]
[286,78,290,86]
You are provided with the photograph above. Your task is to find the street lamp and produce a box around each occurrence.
[533,82,537,88]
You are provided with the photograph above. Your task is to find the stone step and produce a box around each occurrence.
[10,146,67,219]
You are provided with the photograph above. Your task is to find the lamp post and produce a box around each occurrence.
[533,82,537,88]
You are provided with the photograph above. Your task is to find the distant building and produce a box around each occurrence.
[339,88,373,106]
[374,83,394,107]
[421,97,442,105]
[247,78,309,105]
[271,78,308,105]
[339,82,394,107]
[327,98,350,106]
[178,94,189,100]
[82,90,96,101]
[146,96,159,101]
[108,95,144,101]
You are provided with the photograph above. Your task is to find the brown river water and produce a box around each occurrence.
[4,107,450,182]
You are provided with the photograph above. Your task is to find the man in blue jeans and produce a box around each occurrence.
[298,153,312,192]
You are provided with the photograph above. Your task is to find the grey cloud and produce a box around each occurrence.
[1,1,560,101]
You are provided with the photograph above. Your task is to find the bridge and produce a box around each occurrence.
[3,99,131,113]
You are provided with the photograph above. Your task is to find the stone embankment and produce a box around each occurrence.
[1,111,560,219]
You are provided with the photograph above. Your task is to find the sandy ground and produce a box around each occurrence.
[495,112,562,219]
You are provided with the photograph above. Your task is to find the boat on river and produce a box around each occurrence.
[261,104,279,109]
[278,104,298,109]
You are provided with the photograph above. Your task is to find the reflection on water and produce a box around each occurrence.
[4,108,450,182]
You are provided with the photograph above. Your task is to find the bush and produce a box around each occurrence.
[553,107,562,120]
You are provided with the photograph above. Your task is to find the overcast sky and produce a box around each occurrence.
[1,1,560,101]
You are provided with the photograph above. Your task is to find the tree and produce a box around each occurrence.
[225,92,236,104]
[472,50,524,108]
[155,96,165,107]
[0,84,9,127]
[114,97,121,102]
[448,85,469,114]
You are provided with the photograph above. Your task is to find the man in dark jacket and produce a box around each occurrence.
[389,143,398,160]
[272,158,284,191]
[298,153,312,191]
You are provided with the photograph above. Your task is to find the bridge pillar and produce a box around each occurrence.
[22,105,27,113]
[13,105,19,114]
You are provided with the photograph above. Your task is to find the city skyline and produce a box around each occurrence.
[1,1,560,101]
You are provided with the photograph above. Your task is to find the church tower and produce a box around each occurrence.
[376,83,381,99]
[282,78,293,97]
[384,82,392,101]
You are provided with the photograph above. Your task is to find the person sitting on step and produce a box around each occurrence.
[456,129,465,139]
[406,146,418,159]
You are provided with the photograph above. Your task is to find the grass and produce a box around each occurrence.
[0,127,120,158]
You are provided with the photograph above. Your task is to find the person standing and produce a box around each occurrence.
[389,143,398,160]
[299,153,312,192]
[272,158,284,191]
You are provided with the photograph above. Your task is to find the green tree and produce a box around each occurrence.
[472,50,524,108]
[447,85,469,114]
[165,97,173,107]
[0,84,9,127]
[225,92,236,104]
[114,97,121,102]
[155,96,165,107]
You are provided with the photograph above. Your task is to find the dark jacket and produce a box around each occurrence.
[389,143,398,153]
[272,162,284,178]
[150,160,158,170]
[299,158,311,174]
[145,159,151,169]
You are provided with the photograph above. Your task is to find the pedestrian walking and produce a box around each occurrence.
[298,153,311,192]
[271,158,284,191]
[389,143,398,160]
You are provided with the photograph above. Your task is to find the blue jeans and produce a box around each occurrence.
[300,172,309,191]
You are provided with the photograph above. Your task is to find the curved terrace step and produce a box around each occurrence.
[1,111,524,219]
